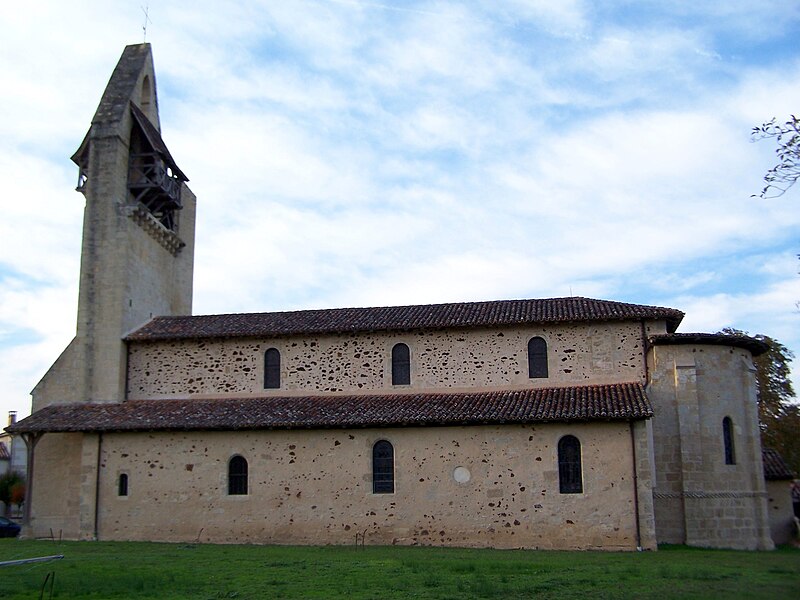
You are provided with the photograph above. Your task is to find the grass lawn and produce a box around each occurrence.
[1,539,798,599]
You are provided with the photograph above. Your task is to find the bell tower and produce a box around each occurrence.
[32,43,196,409]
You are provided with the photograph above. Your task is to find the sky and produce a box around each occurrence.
[1,1,799,420]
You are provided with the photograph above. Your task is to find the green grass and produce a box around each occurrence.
[0,540,798,599]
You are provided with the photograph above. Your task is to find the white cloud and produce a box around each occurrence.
[1,1,799,422]
[497,0,589,36]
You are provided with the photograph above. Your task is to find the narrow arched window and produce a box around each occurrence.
[228,455,248,495]
[528,337,548,378]
[392,343,410,386]
[558,435,582,494]
[118,473,129,497]
[264,348,280,389]
[372,440,394,494]
[723,417,736,465]
[141,75,151,109]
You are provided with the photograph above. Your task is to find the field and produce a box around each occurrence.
[1,539,798,599]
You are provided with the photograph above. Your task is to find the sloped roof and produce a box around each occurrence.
[127,297,684,342]
[91,43,153,127]
[648,333,768,357]
[762,447,794,480]
[6,382,652,434]
[71,44,161,169]
[129,102,187,181]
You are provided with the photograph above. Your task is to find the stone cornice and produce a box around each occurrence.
[127,203,185,255]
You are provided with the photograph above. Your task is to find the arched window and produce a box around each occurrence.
[372,440,395,494]
[528,337,548,378]
[264,348,281,389]
[392,343,410,386]
[118,473,128,497]
[141,75,151,110]
[723,417,736,465]
[228,455,248,495]
[558,435,582,494]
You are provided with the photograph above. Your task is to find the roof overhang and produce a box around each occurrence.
[7,382,652,435]
[648,333,768,357]
[126,297,685,342]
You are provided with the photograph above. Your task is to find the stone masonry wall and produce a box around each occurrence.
[765,480,795,545]
[127,321,655,399]
[647,343,773,550]
[28,433,83,539]
[93,422,649,550]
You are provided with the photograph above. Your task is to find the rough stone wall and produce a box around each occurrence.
[765,480,795,545]
[647,344,773,550]
[123,181,195,336]
[127,321,653,399]
[27,433,83,539]
[75,131,135,404]
[31,338,83,410]
[91,422,651,550]
[631,419,657,549]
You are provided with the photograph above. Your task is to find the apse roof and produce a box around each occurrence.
[648,332,768,356]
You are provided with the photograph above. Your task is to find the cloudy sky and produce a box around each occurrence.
[1,1,799,420]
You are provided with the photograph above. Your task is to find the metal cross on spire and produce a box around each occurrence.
[141,5,152,42]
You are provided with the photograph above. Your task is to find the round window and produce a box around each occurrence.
[453,466,471,483]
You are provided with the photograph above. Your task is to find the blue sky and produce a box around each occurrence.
[1,1,799,419]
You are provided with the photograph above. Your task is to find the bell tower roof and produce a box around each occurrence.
[70,43,187,217]
[71,43,163,167]
[92,42,160,129]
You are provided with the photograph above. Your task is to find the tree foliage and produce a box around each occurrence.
[10,481,25,507]
[719,328,799,475]
[0,471,25,517]
[752,115,800,198]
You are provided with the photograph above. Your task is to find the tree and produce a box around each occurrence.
[0,471,25,517]
[9,481,25,513]
[719,328,799,474]
[752,115,800,198]
[767,403,800,479]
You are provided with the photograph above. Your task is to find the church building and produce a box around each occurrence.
[8,44,778,551]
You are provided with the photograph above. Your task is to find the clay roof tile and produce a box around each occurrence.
[127,297,683,342]
[8,382,652,434]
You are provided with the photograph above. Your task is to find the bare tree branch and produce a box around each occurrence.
[751,115,800,198]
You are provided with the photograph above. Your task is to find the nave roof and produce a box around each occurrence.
[128,297,684,342]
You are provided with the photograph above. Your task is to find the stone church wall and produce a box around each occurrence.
[127,320,660,399]
[765,480,795,545]
[123,181,196,333]
[89,422,652,550]
[31,338,83,410]
[28,433,83,539]
[647,343,773,549]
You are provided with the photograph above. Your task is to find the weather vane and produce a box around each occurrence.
[141,5,152,42]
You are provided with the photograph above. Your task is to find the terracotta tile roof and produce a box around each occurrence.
[762,447,795,480]
[7,383,651,434]
[127,297,684,341]
[648,333,768,357]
